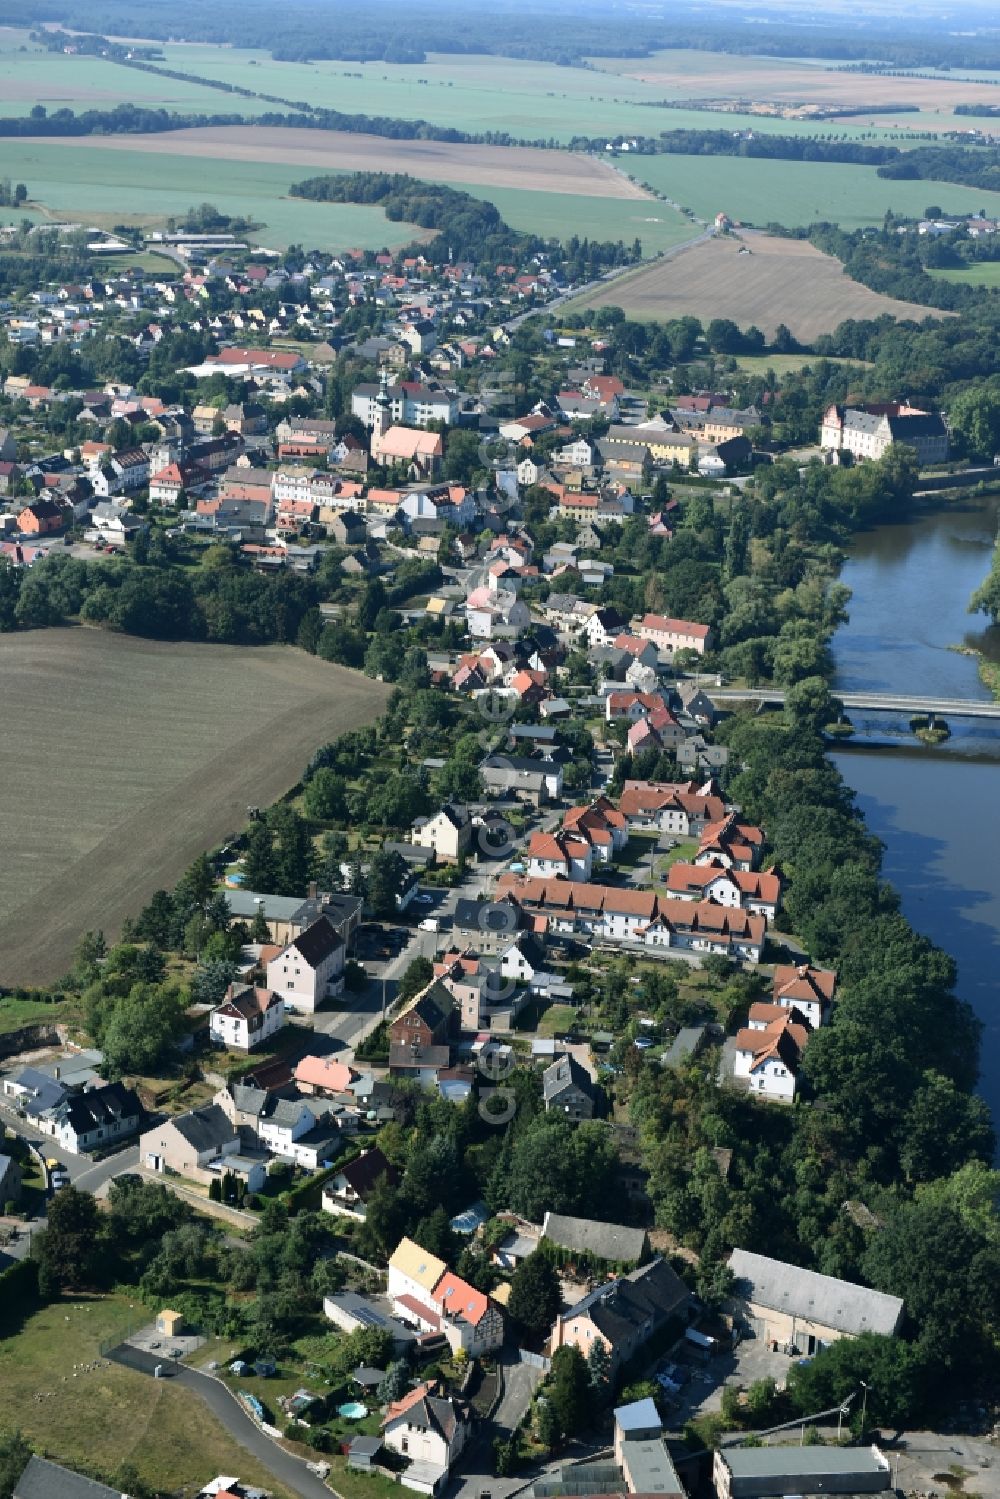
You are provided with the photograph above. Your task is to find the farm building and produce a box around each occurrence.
[726,1249,904,1353]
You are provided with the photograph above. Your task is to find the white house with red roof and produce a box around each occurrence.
[526,830,593,882]
[733,1006,811,1100]
[149,461,210,506]
[381,1380,470,1485]
[209,984,285,1052]
[664,862,781,921]
[771,963,836,1027]
[618,780,727,837]
[695,813,765,871]
[387,1238,504,1357]
[561,797,628,863]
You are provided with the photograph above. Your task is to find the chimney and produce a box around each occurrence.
[308,880,318,900]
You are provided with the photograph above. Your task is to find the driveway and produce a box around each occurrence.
[107,1343,334,1499]
[493,1352,544,1434]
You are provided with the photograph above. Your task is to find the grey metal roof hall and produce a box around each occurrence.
[720,1446,891,1479]
[728,1249,904,1337]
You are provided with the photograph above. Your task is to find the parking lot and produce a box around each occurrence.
[656,1334,801,1427]
[127,1323,204,1361]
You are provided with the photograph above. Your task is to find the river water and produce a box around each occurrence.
[831,494,1000,1128]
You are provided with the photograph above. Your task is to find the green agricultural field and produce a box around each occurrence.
[0,140,423,249]
[928,261,1000,286]
[629,153,1000,229]
[0,49,277,116]
[1,136,697,253]
[152,44,933,146]
[456,182,697,253]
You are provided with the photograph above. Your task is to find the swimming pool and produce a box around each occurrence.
[337,1401,368,1419]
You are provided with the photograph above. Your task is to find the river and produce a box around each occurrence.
[831,493,1000,1129]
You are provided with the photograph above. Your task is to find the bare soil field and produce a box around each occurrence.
[0,629,390,987]
[32,126,653,199]
[612,51,1000,113]
[566,231,947,341]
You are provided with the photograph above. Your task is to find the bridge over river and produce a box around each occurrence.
[707,688,1000,722]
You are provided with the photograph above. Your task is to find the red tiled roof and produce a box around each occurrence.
[432,1271,491,1327]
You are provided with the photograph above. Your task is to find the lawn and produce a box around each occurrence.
[592,47,1000,123]
[731,353,868,375]
[0,995,78,1036]
[2,134,677,251]
[629,153,1000,230]
[658,840,699,874]
[0,140,425,249]
[928,261,1000,287]
[0,629,390,987]
[0,1293,297,1498]
[537,1003,579,1039]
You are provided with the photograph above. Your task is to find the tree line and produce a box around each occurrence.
[290,171,639,272]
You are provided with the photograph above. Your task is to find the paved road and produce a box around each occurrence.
[109,1343,335,1499]
[311,867,498,1054]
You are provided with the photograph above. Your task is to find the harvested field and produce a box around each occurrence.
[601,48,1000,113]
[566,232,948,341]
[0,629,390,987]
[34,126,653,199]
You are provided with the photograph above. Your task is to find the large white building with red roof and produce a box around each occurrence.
[633,612,713,656]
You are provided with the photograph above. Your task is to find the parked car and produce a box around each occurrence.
[657,1371,681,1394]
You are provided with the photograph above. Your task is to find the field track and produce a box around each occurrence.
[0,630,390,987]
[567,231,949,340]
[28,127,654,199]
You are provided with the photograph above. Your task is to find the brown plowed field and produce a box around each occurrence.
[567,231,948,340]
[36,126,653,199]
[0,630,390,987]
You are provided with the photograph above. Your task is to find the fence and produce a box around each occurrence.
[517,1348,551,1372]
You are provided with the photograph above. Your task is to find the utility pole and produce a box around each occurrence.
[860,1381,869,1436]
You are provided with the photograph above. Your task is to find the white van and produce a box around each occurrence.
[685,1327,717,1352]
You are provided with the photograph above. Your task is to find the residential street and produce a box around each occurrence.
[0,1100,140,1262]
[108,1343,335,1499]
